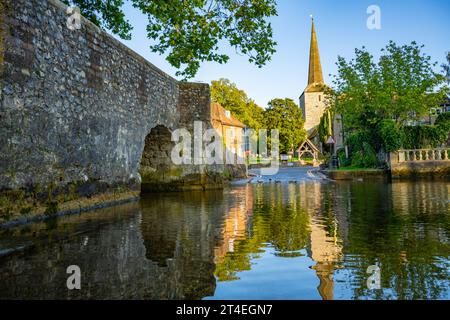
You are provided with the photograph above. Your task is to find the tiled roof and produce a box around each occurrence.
[211,102,246,128]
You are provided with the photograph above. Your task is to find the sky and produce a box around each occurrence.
[114,0,450,108]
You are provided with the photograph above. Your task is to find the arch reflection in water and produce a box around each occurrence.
[0,192,227,300]
[0,180,449,300]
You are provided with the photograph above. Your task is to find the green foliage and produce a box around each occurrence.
[264,98,306,153]
[377,119,404,152]
[318,108,334,145]
[61,0,133,39]
[346,130,375,153]
[329,41,448,129]
[337,148,351,167]
[344,130,380,168]
[326,41,449,167]
[211,92,306,154]
[350,142,378,168]
[442,52,450,83]
[435,111,450,129]
[402,125,449,149]
[342,119,448,168]
[63,0,278,79]
[211,78,264,130]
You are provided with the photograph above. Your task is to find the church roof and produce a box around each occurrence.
[305,18,324,92]
[304,82,327,93]
[297,138,321,154]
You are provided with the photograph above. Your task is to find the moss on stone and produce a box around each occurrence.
[391,167,450,179]
[140,171,226,193]
[66,183,78,201]
[0,190,139,228]
[0,178,140,224]
[140,166,184,183]
[0,189,34,222]
[168,167,183,177]
[44,201,59,216]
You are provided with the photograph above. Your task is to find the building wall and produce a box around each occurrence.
[211,121,246,178]
[333,114,344,152]
[221,125,244,161]
[300,91,327,133]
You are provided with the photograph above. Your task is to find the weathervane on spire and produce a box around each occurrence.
[310,14,314,21]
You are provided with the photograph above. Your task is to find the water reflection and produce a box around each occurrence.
[0,179,448,300]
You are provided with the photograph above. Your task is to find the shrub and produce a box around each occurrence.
[378,119,404,152]
[435,113,450,141]
[346,131,369,153]
[337,148,351,167]
[351,142,378,168]
[402,125,448,149]
[435,112,450,127]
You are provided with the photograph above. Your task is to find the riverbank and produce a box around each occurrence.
[0,167,322,228]
[0,165,248,228]
[322,168,390,181]
[323,166,450,181]
[0,191,140,230]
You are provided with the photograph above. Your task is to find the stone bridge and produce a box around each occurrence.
[0,0,236,220]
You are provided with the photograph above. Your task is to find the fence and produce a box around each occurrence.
[396,148,450,163]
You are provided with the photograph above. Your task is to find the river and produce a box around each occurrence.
[0,167,449,300]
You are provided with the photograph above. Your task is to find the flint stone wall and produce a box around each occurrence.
[0,0,222,199]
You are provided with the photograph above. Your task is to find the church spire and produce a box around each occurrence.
[307,16,324,85]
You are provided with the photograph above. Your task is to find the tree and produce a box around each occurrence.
[318,108,334,149]
[330,41,447,130]
[62,0,278,79]
[327,41,448,162]
[211,78,264,130]
[264,98,306,153]
[443,51,450,83]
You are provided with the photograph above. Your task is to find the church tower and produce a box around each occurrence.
[300,17,327,136]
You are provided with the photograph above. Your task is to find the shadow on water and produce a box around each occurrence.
[0,180,448,300]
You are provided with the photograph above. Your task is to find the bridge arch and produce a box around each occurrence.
[139,125,180,193]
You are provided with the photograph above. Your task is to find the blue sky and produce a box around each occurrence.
[115,0,450,108]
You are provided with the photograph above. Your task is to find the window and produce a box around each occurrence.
[319,95,321,102]
[225,110,231,118]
